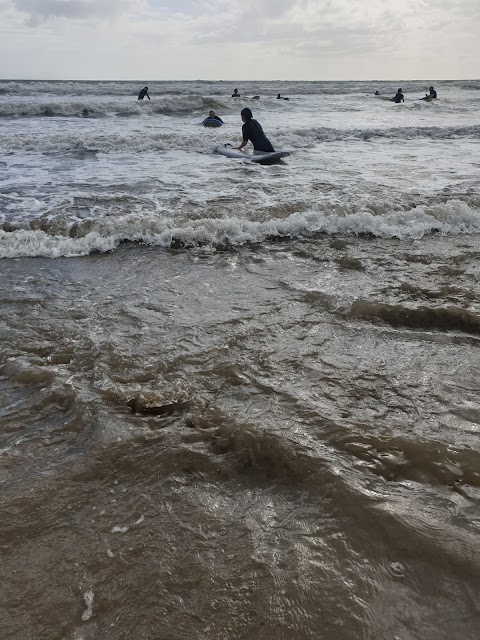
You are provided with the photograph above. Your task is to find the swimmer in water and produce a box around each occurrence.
[392,88,404,103]
[202,110,223,124]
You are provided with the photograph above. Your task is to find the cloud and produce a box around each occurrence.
[0,0,478,79]
[10,0,138,25]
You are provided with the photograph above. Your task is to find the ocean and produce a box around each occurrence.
[1,79,480,639]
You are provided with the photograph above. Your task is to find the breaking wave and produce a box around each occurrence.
[1,125,479,155]
[0,96,230,119]
[1,199,479,259]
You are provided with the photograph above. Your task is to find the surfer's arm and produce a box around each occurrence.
[236,140,248,150]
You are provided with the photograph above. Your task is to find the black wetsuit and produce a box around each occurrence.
[242,119,274,152]
[429,89,437,99]
[393,92,404,103]
[138,88,150,100]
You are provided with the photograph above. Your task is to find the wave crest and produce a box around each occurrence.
[1,199,479,259]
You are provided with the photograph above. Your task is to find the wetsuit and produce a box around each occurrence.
[203,115,223,124]
[429,89,437,99]
[138,88,150,100]
[393,92,404,103]
[242,119,274,152]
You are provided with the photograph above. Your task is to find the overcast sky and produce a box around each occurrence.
[0,0,478,80]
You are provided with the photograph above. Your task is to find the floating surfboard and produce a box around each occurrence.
[214,145,290,165]
[203,118,223,127]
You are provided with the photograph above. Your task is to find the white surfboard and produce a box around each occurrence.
[214,145,290,165]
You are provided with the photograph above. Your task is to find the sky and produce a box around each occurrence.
[0,0,478,80]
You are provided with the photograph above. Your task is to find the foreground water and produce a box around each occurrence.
[1,80,480,639]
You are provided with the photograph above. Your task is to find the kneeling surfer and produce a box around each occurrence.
[235,108,274,153]
[137,86,150,100]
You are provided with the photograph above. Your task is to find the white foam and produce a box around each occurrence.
[81,591,94,622]
[1,199,479,258]
[111,525,129,533]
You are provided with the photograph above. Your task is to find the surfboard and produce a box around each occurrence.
[214,146,290,165]
[203,118,222,127]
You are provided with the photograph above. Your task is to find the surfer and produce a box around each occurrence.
[374,90,380,95]
[202,110,223,124]
[391,88,404,103]
[232,88,241,98]
[235,108,275,153]
[277,94,289,100]
[137,86,150,100]
[420,86,437,101]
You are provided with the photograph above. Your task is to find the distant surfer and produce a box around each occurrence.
[277,94,289,100]
[374,90,380,95]
[202,110,223,125]
[420,86,437,101]
[232,88,241,98]
[391,88,404,103]
[137,86,150,100]
[235,108,275,153]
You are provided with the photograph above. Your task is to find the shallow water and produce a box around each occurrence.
[1,80,480,639]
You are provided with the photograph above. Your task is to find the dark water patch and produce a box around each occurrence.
[337,255,365,271]
[127,396,190,418]
[329,239,350,250]
[67,149,99,160]
[350,299,480,334]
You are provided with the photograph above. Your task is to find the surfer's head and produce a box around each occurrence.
[241,107,252,122]
[209,110,216,117]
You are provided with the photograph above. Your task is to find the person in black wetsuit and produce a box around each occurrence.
[202,110,223,124]
[420,86,437,101]
[236,108,274,153]
[232,88,241,98]
[392,88,404,103]
[137,86,150,100]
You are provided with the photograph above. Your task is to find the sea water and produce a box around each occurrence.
[1,80,480,639]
